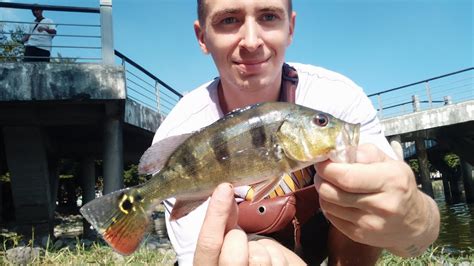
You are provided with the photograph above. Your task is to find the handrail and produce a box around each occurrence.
[114,50,183,98]
[368,67,474,97]
[0,2,100,13]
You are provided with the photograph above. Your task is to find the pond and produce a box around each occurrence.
[432,180,474,254]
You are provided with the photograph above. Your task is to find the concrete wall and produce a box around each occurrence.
[0,62,125,101]
[382,100,474,137]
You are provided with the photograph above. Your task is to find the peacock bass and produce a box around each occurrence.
[80,102,360,255]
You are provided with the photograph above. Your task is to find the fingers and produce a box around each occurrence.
[219,229,249,266]
[257,238,306,265]
[194,183,236,266]
[248,241,272,266]
[315,161,387,193]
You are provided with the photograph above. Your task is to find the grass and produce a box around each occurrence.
[0,238,176,265]
[377,247,474,265]
[1,234,473,265]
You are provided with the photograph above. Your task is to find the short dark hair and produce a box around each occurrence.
[197,0,293,25]
[31,4,42,12]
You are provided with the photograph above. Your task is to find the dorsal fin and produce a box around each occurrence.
[138,133,193,175]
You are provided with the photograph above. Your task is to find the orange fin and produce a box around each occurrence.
[80,186,152,255]
[170,197,208,220]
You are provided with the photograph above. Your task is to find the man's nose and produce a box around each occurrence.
[238,19,263,52]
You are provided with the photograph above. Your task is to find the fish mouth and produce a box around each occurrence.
[329,122,360,163]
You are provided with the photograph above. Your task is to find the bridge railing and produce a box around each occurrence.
[0,2,182,115]
[368,67,474,119]
[115,50,182,115]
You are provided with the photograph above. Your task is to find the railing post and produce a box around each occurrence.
[377,94,383,119]
[443,95,452,105]
[425,81,432,108]
[412,95,420,112]
[100,0,114,64]
[155,81,161,114]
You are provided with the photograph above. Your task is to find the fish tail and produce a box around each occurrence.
[79,185,153,255]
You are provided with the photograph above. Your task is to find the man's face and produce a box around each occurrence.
[195,0,295,92]
[32,9,43,18]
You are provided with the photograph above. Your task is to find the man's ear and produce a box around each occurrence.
[194,20,209,54]
[287,11,296,46]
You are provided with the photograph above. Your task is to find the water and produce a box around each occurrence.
[432,180,474,254]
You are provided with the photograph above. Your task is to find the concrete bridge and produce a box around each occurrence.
[0,2,181,237]
[379,91,474,203]
[0,62,164,235]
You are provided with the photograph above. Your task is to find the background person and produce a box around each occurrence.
[22,5,56,62]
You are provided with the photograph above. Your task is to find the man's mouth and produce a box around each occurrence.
[233,57,270,74]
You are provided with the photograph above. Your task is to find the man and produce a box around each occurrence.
[152,0,440,265]
[21,5,56,62]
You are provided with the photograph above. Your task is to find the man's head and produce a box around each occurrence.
[31,5,43,18]
[194,0,296,95]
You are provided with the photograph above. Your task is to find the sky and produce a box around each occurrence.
[1,0,473,99]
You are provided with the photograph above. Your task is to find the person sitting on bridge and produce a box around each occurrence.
[21,5,56,62]
[151,0,441,265]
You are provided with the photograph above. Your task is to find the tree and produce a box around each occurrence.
[0,24,26,62]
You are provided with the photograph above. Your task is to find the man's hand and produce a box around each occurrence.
[314,144,440,257]
[194,183,306,266]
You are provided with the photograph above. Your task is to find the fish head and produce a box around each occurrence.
[277,107,360,164]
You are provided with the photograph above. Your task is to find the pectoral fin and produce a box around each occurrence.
[170,197,208,220]
[250,176,283,203]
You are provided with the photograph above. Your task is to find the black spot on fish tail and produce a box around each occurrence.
[122,198,133,211]
[210,131,230,163]
[250,125,267,148]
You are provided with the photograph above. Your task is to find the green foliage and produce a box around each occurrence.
[0,172,10,182]
[0,24,26,62]
[123,164,149,187]
[444,153,460,169]
[408,159,419,174]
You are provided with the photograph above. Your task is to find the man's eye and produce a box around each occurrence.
[261,14,277,22]
[221,17,238,24]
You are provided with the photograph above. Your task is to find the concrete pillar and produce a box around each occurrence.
[412,95,420,112]
[100,0,115,64]
[415,138,434,197]
[3,126,55,236]
[80,157,96,237]
[461,160,474,203]
[449,169,463,203]
[439,168,452,203]
[103,116,123,195]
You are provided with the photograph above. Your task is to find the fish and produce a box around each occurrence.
[79,102,360,255]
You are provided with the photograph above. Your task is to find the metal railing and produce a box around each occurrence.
[1,2,182,116]
[115,50,182,115]
[368,67,474,119]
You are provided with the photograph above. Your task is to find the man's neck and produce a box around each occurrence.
[218,80,281,114]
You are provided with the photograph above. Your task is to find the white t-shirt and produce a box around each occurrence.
[25,18,56,52]
[152,63,396,265]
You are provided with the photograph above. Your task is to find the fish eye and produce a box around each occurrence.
[313,114,329,127]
